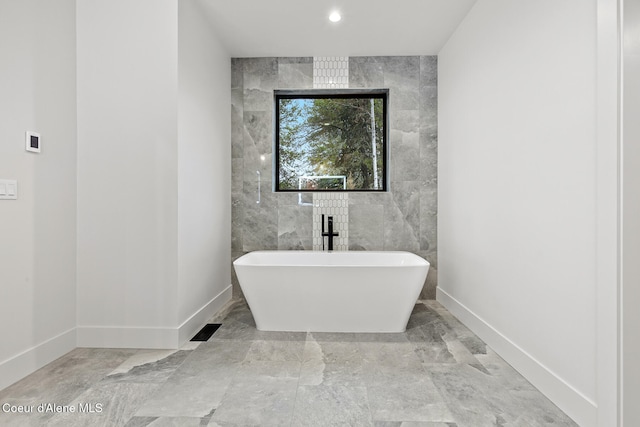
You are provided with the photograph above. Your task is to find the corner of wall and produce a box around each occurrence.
[0,329,76,391]
[437,289,598,426]
[438,1,599,425]
[177,0,232,326]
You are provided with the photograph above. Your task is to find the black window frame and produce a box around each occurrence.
[274,88,389,192]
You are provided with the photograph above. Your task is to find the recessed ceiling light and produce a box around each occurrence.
[329,11,341,23]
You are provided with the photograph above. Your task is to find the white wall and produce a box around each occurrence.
[0,0,231,388]
[0,0,77,390]
[76,0,232,348]
[177,0,232,341]
[438,1,597,425]
[595,0,620,424]
[622,0,640,423]
[76,0,179,347]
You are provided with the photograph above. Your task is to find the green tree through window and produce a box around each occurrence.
[275,90,388,192]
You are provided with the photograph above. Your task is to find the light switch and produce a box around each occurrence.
[0,179,17,200]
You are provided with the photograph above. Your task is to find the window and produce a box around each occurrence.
[275,89,388,192]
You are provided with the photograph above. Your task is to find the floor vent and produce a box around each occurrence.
[190,324,221,342]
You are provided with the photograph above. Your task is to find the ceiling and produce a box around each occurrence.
[200,0,478,58]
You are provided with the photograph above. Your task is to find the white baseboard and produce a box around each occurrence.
[436,288,597,427]
[0,328,76,391]
[1,287,233,391]
[76,324,180,349]
[178,284,232,345]
[77,284,233,350]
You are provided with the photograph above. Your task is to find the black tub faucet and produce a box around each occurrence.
[321,214,339,251]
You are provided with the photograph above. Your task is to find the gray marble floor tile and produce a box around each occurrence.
[68,347,140,359]
[206,421,256,427]
[187,340,252,366]
[423,301,475,340]
[135,341,251,419]
[0,412,47,427]
[359,341,419,364]
[292,385,373,426]
[367,373,454,423]
[103,349,192,384]
[253,329,308,342]
[0,348,137,426]
[407,323,451,346]
[124,416,159,427]
[307,332,359,342]
[473,349,537,392]
[406,307,457,364]
[244,339,305,362]
[375,423,458,427]
[0,354,127,408]
[299,359,367,388]
[360,342,426,386]
[111,349,187,370]
[355,332,411,343]
[305,333,363,364]
[412,339,456,364]
[210,375,297,426]
[150,416,212,426]
[47,382,159,427]
[134,369,228,419]
[428,363,577,427]
[406,304,453,337]
[426,306,488,356]
[126,416,212,426]
[458,335,487,356]
[504,391,580,427]
[0,301,577,427]
[235,359,301,380]
[300,337,366,387]
[438,333,489,374]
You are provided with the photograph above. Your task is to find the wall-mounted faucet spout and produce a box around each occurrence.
[321,214,339,251]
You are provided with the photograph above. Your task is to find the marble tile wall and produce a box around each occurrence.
[231,56,438,299]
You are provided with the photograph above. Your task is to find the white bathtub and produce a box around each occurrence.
[233,251,430,333]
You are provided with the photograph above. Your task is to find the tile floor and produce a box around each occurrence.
[0,300,578,426]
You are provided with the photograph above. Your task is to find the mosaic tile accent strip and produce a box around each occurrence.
[311,57,349,250]
[313,57,349,89]
[312,192,349,251]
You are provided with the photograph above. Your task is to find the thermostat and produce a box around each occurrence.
[25,131,41,153]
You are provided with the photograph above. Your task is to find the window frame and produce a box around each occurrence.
[274,89,389,193]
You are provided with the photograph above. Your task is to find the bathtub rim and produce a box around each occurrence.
[233,250,430,268]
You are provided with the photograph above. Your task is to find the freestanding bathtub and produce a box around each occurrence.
[233,251,430,333]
